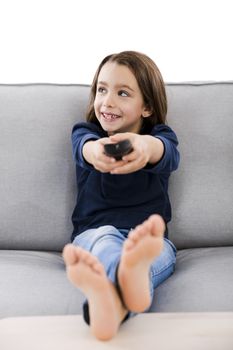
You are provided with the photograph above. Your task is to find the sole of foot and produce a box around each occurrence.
[118,214,165,312]
[63,244,127,341]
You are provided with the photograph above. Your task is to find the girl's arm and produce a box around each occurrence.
[108,130,179,175]
[72,122,126,173]
[107,133,164,174]
[141,135,165,164]
[82,138,127,173]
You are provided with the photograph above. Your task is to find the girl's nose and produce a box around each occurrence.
[103,93,115,107]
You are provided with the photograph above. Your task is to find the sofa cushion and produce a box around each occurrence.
[166,82,233,249]
[150,246,233,312]
[0,250,85,318]
[0,84,89,251]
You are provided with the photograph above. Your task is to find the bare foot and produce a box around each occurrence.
[63,244,127,341]
[118,214,165,312]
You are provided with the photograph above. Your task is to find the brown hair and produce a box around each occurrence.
[86,51,167,132]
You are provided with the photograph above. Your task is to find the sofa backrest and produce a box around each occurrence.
[0,82,232,251]
[0,84,89,251]
[167,82,233,249]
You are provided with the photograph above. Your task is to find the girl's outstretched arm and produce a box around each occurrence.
[108,133,164,175]
[82,138,127,173]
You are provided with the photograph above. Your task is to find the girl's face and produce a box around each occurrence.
[94,62,150,135]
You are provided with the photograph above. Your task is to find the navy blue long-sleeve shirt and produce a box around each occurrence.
[71,122,180,241]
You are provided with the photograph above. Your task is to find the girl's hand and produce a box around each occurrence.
[108,133,164,174]
[82,138,127,173]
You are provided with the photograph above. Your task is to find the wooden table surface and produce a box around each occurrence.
[1,312,233,350]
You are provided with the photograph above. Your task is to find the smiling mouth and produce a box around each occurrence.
[101,112,121,121]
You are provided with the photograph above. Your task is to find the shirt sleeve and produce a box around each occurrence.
[71,122,100,170]
[144,124,180,174]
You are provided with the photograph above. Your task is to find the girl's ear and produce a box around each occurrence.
[142,106,152,118]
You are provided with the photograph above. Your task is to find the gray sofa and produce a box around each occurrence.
[1,82,233,319]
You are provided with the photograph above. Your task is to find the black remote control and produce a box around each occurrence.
[104,139,133,160]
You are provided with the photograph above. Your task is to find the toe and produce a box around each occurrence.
[63,244,78,265]
[92,261,105,274]
[150,214,165,237]
[124,238,135,251]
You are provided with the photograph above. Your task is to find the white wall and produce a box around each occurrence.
[0,0,232,84]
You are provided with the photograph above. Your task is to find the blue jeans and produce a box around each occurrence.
[72,225,176,322]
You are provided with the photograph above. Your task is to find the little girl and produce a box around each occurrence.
[63,51,180,340]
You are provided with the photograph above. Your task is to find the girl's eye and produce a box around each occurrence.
[118,90,129,97]
[97,87,106,94]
